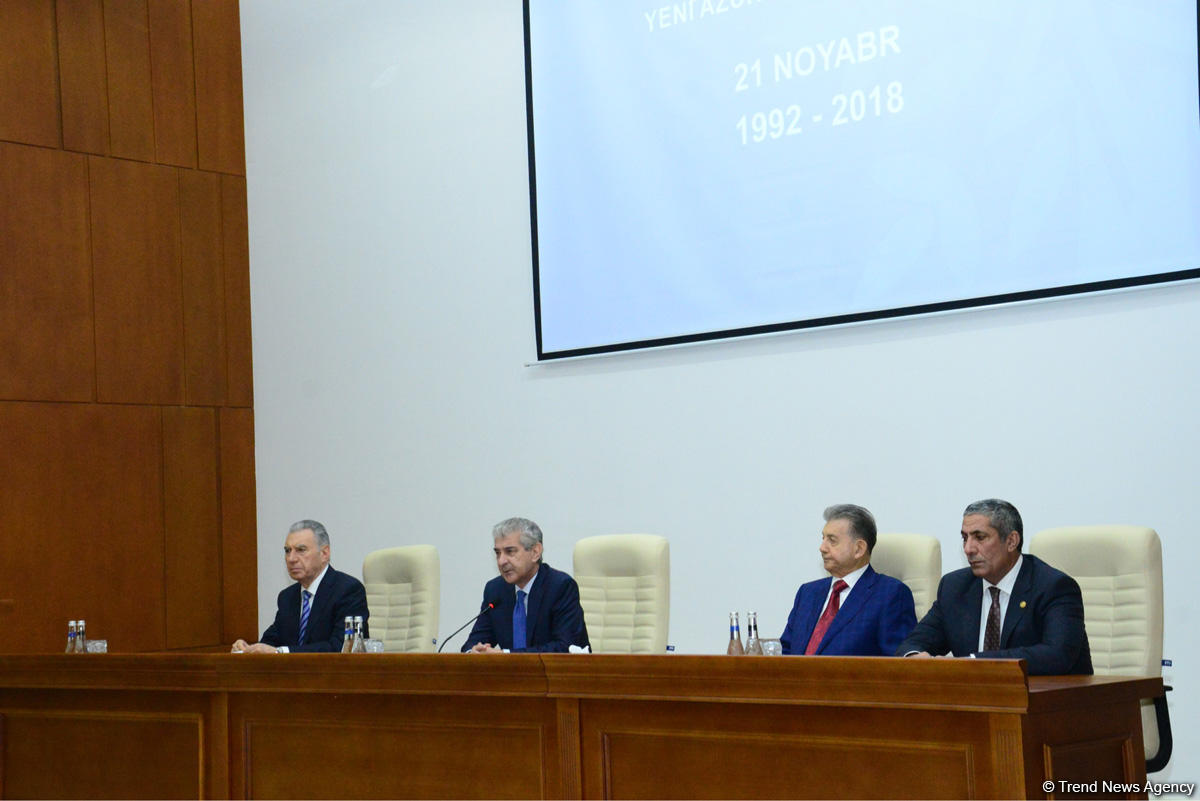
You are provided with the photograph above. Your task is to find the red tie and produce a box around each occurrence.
[805,579,848,655]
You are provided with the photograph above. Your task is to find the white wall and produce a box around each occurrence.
[241,1,1196,775]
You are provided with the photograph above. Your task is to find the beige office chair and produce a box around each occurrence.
[870,533,942,620]
[362,545,440,653]
[1029,525,1171,772]
[573,534,669,653]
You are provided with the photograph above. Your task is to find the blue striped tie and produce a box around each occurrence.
[513,589,527,650]
[299,590,312,645]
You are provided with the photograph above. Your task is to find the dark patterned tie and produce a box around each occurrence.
[298,589,312,645]
[513,589,527,650]
[805,579,848,655]
[984,586,1002,651]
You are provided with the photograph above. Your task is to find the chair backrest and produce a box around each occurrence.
[573,534,669,654]
[362,545,440,653]
[870,533,942,620]
[1029,525,1164,761]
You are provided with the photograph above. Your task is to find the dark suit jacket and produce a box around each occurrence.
[894,554,1092,675]
[260,565,369,652]
[780,565,917,656]
[462,562,590,653]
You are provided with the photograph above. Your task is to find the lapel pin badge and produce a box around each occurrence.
[1019,601,1027,609]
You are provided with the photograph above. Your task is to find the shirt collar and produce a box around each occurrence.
[303,564,330,596]
[515,564,540,595]
[986,554,1023,596]
[834,562,869,590]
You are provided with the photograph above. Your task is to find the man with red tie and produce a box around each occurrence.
[780,504,916,656]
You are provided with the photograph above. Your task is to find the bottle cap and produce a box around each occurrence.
[68,620,77,626]
[353,615,363,623]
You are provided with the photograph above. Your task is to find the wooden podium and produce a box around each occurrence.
[0,653,1158,799]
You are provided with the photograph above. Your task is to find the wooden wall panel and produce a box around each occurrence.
[90,156,185,404]
[148,0,198,167]
[220,407,258,643]
[0,402,166,654]
[181,170,228,405]
[0,1,61,147]
[103,0,156,162]
[231,691,556,800]
[221,174,253,406]
[1,710,201,799]
[1,0,254,657]
[193,0,246,175]
[246,718,546,799]
[0,660,1158,801]
[0,143,94,402]
[163,407,222,649]
[56,0,111,154]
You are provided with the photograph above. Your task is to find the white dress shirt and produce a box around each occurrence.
[301,564,330,613]
[976,554,1023,653]
[820,563,869,610]
[277,564,330,654]
[514,566,539,612]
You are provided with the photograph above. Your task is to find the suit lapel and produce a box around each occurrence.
[301,567,338,645]
[282,583,302,642]
[960,575,984,654]
[1000,557,1034,647]
[304,569,333,643]
[525,565,548,643]
[818,567,876,653]
[801,577,831,644]
[495,582,516,648]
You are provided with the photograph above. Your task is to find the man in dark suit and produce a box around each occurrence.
[232,519,369,653]
[895,499,1092,675]
[781,504,917,656]
[463,517,589,653]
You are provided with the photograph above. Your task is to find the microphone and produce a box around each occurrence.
[437,599,497,653]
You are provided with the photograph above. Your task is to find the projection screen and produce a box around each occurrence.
[524,1,1200,360]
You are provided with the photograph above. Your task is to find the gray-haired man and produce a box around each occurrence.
[895,499,1092,675]
[232,520,369,653]
[462,517,589,653]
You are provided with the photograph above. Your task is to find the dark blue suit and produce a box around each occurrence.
[781,565,917,656]
[260,566,369,652]
[462,562,590,653]
[894,554,1092,675]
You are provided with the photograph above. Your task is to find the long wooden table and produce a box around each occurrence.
[0,654,1158,799]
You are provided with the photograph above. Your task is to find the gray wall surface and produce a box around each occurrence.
[241,1,1196,776]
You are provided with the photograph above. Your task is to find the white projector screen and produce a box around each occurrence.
[525,1,1200,360]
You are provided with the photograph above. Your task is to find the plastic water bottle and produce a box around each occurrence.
[76,619,88,653]
[340,616,354,654]
[351,616,366,653]
[65,620,78,653]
